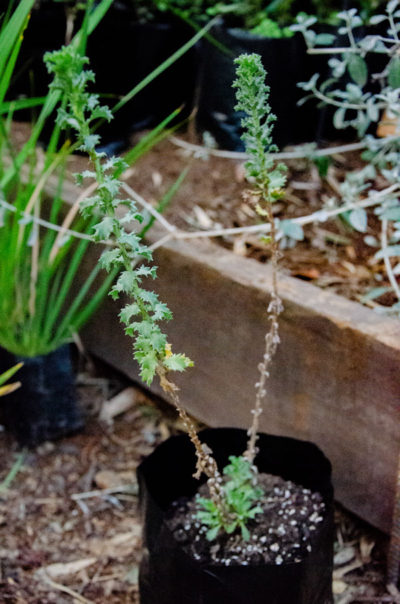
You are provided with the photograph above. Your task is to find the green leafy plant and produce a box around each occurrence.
[250,16,294,37]
[0,0,206,358]
[195,53,286,541]
[153,0,215,21]
[48,46,285,542]
[0,0,119,357]
[196,456,263,540]
[45,45,193,385]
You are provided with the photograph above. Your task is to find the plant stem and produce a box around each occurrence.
[156,366,229,519]
[244,194,282,463]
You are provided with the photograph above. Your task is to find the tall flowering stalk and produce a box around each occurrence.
[233,53,286,462]
[45,45,229,517]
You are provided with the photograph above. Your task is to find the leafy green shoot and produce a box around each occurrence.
[45,45,193,385]
[196,456,263,541]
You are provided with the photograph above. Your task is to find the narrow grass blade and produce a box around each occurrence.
[0,451,26,492]
[113,18,217,113]
[140,166,190,238]
[0,363,23,386]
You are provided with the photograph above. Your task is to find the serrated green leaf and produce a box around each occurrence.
[99,249,123,271]
[82,134,100,150]
[92,216,116,240]
[136,266,157,280]
[137,352,158,385]
[153,302,172,321]
[99,176,120,197]
[114,271,137,294]
[79,195,101,216]
[91,105,113,121]
[347,54,368,87]
[119,303,141,324]
[139,289,159,307]
[164,353,193,372]
[118,231,141,250]
[120,210,144,225]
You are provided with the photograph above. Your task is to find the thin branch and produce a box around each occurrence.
[170,135,366,161]
[49,181,98,262]
[307,47,359,54]
[38,573,95,604]
[0,198,94,242]
[71,484,137,500]
[149,182,400,243]
[120,182,177,233]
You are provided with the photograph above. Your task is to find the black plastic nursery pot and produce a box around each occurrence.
[0,344,83,447]
[138,427,334,604]
[196,25,312,151]
[86,6,198,152]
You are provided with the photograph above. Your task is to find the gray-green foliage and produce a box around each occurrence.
[233,53,287,204]
[196,53,286,541]
[45,45,193,383]
[196,456,263,541]
[293,4,400,136]
[293,1,400,315]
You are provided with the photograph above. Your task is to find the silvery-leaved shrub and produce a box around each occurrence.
[292,1,400,315]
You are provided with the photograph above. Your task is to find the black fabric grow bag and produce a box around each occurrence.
[138,427,334,604]
[0,345,83,447]
[196,25,312,150]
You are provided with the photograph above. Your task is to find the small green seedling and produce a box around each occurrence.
[196,455,263,541]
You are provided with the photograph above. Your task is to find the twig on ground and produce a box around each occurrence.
[71,484,138,501]
[38,572,95,604]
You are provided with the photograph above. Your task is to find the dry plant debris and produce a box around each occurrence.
[0,360,395,603]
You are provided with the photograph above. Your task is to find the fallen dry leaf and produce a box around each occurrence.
[94,470,136,490]
[360,534,375,563]
[40,557,97,578]
[333,578,348,595]
[334,545,356,567]
[86,530,141,559]
[333,558,364,579]
[100,387,138,424]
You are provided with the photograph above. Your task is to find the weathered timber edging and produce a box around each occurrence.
[82,229,400,533]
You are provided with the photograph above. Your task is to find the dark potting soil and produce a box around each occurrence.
[165,472,325,567]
